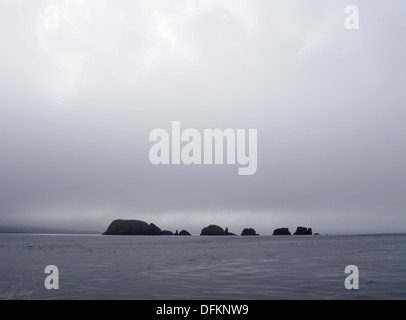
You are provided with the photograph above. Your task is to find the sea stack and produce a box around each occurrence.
[293,226,313,235]
[200,225,235,235]
[178,230,191,236]
[103,219,171,235]
[241,228,259,236]
[272,228,291,235]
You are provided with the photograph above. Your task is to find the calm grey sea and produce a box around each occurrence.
[0,233,405,300]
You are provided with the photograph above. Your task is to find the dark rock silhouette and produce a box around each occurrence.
[178,230,191,236]
[148,223,162,234]
[241,228,258,236]
[224,227,235,235]
[103,219,171,235]
[201,225,224,235]
[200,225,235,235]
[160,230,174,235]
[103,219,314,237]
[314,233,320,236]
[273,228,291,235]
[293,226,313,235]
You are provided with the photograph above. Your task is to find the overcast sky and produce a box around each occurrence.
[0,0,405,234]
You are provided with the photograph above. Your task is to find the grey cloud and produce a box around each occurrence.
[0,1,405,234]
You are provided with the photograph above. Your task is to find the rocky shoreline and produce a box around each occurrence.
[103,219,317,236]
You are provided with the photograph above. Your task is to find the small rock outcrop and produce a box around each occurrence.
[224,227,235,235]
[273,228,291,235]
[200,225,235,235]
[178,230,191,236]
[293,226,313,235]
[241,228,258,236]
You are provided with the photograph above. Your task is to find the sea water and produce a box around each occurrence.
[0,233,405,300]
